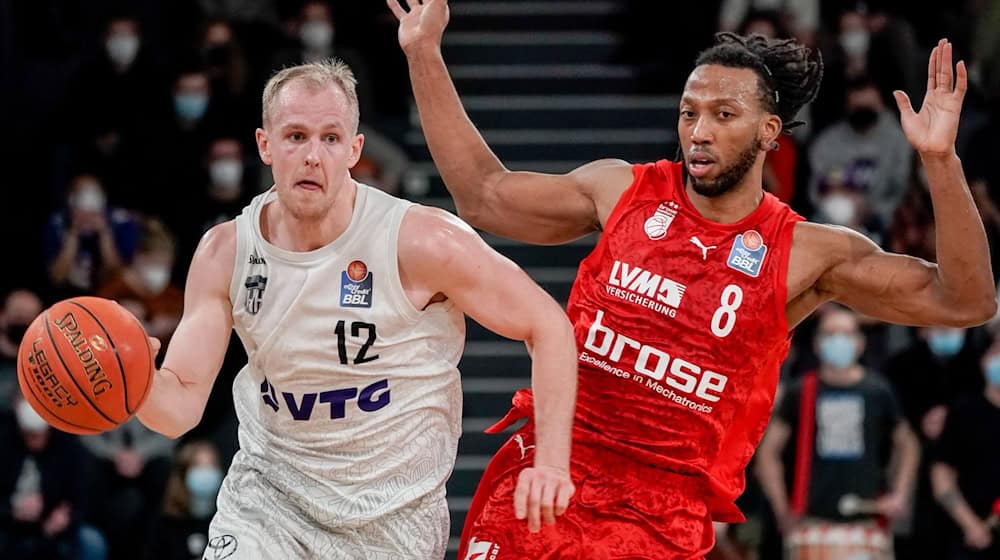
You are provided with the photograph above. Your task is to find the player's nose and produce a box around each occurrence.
[304,139,321,167]
[690,117,713,144]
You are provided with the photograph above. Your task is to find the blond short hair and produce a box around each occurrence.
[261,58,360,133]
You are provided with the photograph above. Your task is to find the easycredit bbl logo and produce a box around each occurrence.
[340,260,373,308]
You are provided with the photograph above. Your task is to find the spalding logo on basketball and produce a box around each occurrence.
[347,260,369,282]
[742,230,763,251]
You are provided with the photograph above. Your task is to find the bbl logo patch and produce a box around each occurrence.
[340,260,372,308]
[245,275,267,314]
[726,230,767,277]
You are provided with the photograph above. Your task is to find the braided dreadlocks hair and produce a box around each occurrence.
[694,32,824,132]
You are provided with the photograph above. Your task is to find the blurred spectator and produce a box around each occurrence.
[930,336,1000,559]
[756,306,919,554]
[44,174,140,297]
[64,14,166,142]
[270,0,375,120]
[808,76,912,231]
[97,219,183,346]
[200,19,251,102]
[0,290,43,415]
[146,441,223,560]
[0,397,101,560]
[735,11,805,204]
[81,418,173,560]
[353,124,411,196]
[887,170,936,263]
[812,6,920,133]
[887,326,984,560]
[719,0,819,46]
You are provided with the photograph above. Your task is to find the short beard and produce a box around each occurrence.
[688,136,762,198]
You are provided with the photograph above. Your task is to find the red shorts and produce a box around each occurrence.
[459,423,715,560]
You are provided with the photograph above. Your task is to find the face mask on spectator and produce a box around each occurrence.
[819,333,858,370]
[840,29,870,58]
[15,400,49,433]
[139,265,171,294]
[71,187,107,212]
[186,465,223,518]
[300,21,334,50]
[820,193,857,226]
[927,329,965,358]
[174,93,209,122]
[847,106,879,131]
[986,355,1000,387]
[106,33,140,67]
[210,158,243,190]
[3,323,30,345]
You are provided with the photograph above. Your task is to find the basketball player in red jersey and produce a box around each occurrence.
[390,0,996,557]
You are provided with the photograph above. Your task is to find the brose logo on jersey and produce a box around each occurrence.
[727,230,768,277]
[582,310,728,412]
[340,260,373,308]
[605,260,685,318]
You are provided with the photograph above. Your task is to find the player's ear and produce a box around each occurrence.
[348,133,365,169]
[760,114,782,152]
[255,128,272,165]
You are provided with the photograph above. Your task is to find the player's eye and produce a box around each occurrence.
[324,134,338,143]
[719,111,734,119]
[681,110,695,119]
[290,132,304,141]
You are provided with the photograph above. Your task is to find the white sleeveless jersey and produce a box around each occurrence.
[221,184,464,538]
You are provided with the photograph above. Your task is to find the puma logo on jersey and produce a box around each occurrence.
[513,434,535,460]
[464,537,500,560]
[689,236,717,260]
[606,261,685,318]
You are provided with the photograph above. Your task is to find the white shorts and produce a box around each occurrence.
[203,460,450,560]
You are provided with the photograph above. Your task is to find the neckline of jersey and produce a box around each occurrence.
[668,161,775,231]
[251,183,369,264]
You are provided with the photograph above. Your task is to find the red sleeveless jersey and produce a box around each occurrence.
[567,159,803,521]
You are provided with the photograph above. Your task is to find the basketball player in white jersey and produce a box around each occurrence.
[135,59,577,559]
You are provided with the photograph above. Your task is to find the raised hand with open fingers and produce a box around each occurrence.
[893,39,968,157]
[387,0,450,55]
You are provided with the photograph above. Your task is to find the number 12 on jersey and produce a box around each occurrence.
[335,320,379,365]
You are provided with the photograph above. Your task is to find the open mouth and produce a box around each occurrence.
[687,153,717,177]
[295,179,323,191]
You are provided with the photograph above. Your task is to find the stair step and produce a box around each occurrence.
[423,95,677,129]
[450,64,643,95]
[448,1,623,33]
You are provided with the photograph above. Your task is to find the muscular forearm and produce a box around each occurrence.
[924,153,997,322]
[526,317,577,471]
[405,47,506,217]
[136,368,206,439]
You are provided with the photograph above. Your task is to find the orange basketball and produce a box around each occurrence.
[16,296,154,435]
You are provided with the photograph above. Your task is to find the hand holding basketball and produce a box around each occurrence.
[16,297,155,434]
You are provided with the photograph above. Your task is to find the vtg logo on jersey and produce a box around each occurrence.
[605,260,685,318]
[340,260,373,308]
[260,377,390,421]
[581,310,728,412]
[643,201,680,240]
[727,230,768,278]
